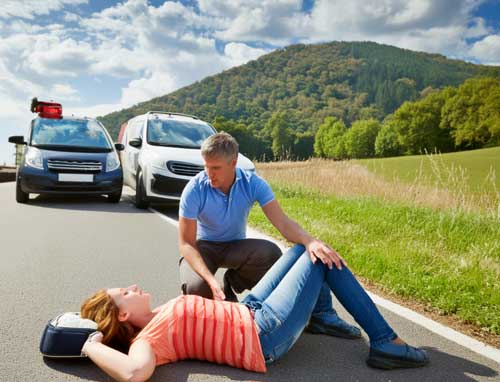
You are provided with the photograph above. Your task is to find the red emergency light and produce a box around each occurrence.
[30,97,62,119]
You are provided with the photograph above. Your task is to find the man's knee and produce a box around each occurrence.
[181,280,213,299]
[259,240,282,265]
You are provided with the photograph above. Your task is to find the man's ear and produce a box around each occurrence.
[230,157,237,167]
[118,310,130,322]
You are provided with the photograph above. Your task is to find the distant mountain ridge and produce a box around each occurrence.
[99,41,500,152]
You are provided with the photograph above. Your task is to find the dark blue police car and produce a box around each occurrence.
[8,99,124,203]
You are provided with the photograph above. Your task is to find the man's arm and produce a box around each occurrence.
[178,217,225,300]
[261,200,347,270]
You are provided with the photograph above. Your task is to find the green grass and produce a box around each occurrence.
[249,184,500,335]
[353,146,500,194]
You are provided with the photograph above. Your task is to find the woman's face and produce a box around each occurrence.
[107,284,151,321]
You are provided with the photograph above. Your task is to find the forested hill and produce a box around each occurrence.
[99,41,500,157]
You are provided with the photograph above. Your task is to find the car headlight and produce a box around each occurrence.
[25,147,44,170]
[106,152,120,172]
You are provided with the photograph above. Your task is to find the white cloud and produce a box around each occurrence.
[51,83,81,101]
[212,0,306,44]
[469,34,500,65]
[224,42,268,66]
[65,102,123,118]
[120,71,178,107]
[0,0,87,20]
[63,12,81,22]
[26,37,94,77]
[293,0,488,59]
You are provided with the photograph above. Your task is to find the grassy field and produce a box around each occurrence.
[249,150,500,336]
[353,146,500,194]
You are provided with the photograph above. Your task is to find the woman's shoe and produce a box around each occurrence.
[305,312,362,339]
[367,341,429,370]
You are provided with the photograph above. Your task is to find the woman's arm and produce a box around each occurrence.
[82,338,156,382]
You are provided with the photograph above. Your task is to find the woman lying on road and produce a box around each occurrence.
[81,245,429,382]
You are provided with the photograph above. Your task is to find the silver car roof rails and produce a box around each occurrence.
[146,111,199,120]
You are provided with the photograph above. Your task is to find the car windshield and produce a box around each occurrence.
[147,118,215,148]
[31,118,112,150]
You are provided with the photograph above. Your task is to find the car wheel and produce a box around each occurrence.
[135,170,149,209]
[16,178,29,203]
[107,189,122,203]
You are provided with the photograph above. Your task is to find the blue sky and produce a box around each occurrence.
[1,0,500,164]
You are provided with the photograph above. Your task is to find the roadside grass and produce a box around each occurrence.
[353,146,500,194]
[256,156,499,218]
[248,185,500,335]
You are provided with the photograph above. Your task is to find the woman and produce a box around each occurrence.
[81,245,429,382]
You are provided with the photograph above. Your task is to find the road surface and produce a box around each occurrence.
[0,182,498,381]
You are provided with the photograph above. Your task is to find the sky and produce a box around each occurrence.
[1,0,500,165]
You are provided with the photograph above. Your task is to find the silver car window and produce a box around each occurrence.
[147,119,215,148]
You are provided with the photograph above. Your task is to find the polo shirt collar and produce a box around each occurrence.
[203,168,242,192]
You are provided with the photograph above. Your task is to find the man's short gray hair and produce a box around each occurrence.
[201,132,239,161]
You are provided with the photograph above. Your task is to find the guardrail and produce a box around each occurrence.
[0,166,16,183]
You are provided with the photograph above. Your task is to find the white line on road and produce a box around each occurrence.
[149,207,500,364]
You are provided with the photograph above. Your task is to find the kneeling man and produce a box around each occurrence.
[178,132,360,338]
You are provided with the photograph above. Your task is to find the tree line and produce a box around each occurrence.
[312,76,500,160]
[213,77,500,160]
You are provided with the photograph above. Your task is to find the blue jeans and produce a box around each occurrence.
[241,245,396,363]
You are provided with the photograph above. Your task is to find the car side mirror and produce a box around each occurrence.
[8,136,26,145]
[114,143,125,151]
[128,138,142,148]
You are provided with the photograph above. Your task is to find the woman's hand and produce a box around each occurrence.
[306,239,347,270]
[82,331,103,356]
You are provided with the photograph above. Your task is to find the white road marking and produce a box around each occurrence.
[150,207,500,364]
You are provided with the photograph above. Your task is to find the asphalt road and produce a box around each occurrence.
[0,182,499,382]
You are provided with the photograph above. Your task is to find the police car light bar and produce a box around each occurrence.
[30,97,62,119]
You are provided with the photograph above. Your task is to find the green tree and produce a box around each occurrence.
[212,116,263,159]
[440,77,500,148]
[345,119,382,158]
[314,117,347,159]
[391,88,455,154]
[267,111,294,160]
[375,117,403,157]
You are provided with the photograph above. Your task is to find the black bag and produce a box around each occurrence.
[40,312,98,358]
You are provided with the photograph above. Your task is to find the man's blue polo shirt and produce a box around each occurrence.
[179,168,275,242]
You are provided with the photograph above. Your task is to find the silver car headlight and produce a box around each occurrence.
[25,147,44,170]
[106,152,120,172]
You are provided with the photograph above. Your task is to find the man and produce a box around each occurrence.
[178,132,361,338]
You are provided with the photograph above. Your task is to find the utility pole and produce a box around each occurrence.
[15,144,23,166]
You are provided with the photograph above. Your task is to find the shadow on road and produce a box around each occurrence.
[25,194,148,213]
[43,338,498,382]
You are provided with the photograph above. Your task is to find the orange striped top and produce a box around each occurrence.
[132,295,266,372]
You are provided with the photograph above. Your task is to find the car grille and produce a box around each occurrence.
[48,160,102,173]
[167,161,204,177]
[151,174,190,197]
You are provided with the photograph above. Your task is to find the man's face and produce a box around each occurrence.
[203,155,237,189]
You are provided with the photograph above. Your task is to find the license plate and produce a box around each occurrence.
[58,173,94,182]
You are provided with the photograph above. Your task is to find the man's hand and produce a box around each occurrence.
[207,278,226,301]
[306,239,347,270]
